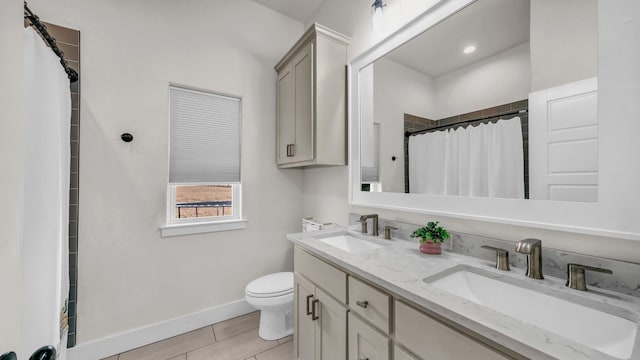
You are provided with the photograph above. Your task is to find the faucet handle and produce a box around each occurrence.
[481,245,510,271]
[566,263,613,291]
[383,226,397,240]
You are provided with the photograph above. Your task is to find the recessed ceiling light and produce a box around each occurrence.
[463,45,476,54]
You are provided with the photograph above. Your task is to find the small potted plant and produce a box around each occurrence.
[410,221,450,255]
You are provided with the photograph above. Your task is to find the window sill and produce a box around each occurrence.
[161,219,247,237]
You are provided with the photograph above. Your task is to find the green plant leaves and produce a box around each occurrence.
[410,221,450,244]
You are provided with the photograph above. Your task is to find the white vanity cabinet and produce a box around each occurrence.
[275,23,350,168]
[294,247,348,360]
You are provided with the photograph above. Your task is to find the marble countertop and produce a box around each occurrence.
[288,227,640,360]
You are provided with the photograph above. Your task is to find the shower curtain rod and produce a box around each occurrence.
[24,1,79,83]
[405,109,527,137]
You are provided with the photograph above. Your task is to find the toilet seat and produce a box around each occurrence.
[245,272,293,298]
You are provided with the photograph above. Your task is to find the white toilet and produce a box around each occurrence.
[245,272,294,340]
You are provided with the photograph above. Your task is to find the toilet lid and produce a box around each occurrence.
[246,272,294,298]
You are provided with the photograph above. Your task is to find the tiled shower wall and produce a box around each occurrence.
[40,22,81,348]
[404,100,529,198]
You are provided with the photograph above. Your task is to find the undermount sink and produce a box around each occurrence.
[317,234,383,255]
[424,266,638,359]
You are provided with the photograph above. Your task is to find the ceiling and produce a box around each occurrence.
[386,0,530,77]
[252,0,327,23]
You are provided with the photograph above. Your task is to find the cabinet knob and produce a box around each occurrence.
[355,300,369,309]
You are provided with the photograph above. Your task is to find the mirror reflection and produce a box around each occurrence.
[360,0,598,202]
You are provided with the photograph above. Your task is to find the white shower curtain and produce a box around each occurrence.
[22,27,71,360]
[409,118,524,199]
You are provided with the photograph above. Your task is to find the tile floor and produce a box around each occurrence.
[102,311,294,360]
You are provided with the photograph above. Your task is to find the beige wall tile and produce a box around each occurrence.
[118,326,214,360]
[101,356,119,360]
[187,328,277,360]
[212,311,260,341]
[255,341,294,360]
[167,355,186,360]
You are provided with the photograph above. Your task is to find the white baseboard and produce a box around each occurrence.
[68,299,255,360]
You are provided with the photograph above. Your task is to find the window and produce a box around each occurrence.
[162,85,245,236]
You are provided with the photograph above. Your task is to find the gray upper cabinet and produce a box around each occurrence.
[275,24,350,168]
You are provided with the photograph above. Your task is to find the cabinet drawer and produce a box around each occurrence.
[394,345,419,360]
[348,276,391,334]
[395,301,510,360]
[294,246,347,303]
[348,312,390,360]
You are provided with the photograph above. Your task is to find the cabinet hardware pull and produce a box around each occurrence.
[355,300,369,308]
[305,294,314,316]
[286,144,296,157]
[357,358,369,360]
[311,299,320,320]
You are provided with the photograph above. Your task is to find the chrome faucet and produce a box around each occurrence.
[515,238,544,279]
[358,214,379,236]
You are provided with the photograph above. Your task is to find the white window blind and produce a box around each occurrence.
[169,86,241,183]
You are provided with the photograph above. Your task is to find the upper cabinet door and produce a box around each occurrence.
[274,24,350,168]
[276,65,295,165]
[292,42,314,163]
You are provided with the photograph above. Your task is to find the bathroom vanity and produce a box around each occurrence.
[289,228,640,360]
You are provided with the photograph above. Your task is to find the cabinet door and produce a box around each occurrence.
[316,287,347,360]
[348,312,390,360]
[394,345,420,360]
[292,42,314,163]
[276,64,295,165]
[395,301,510,360]
[295,275,316,360]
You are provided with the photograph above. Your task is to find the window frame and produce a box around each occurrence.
[162,84,246,237]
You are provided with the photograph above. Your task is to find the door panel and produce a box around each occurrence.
[348,312,390,360]
[277,66,295,164]
[295,275,316,360]
[292,42,314,162]
[529,77,598,202]
[316,288,347,360]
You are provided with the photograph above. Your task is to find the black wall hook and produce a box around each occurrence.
[121,133,134,142]
[0,351,17,360]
